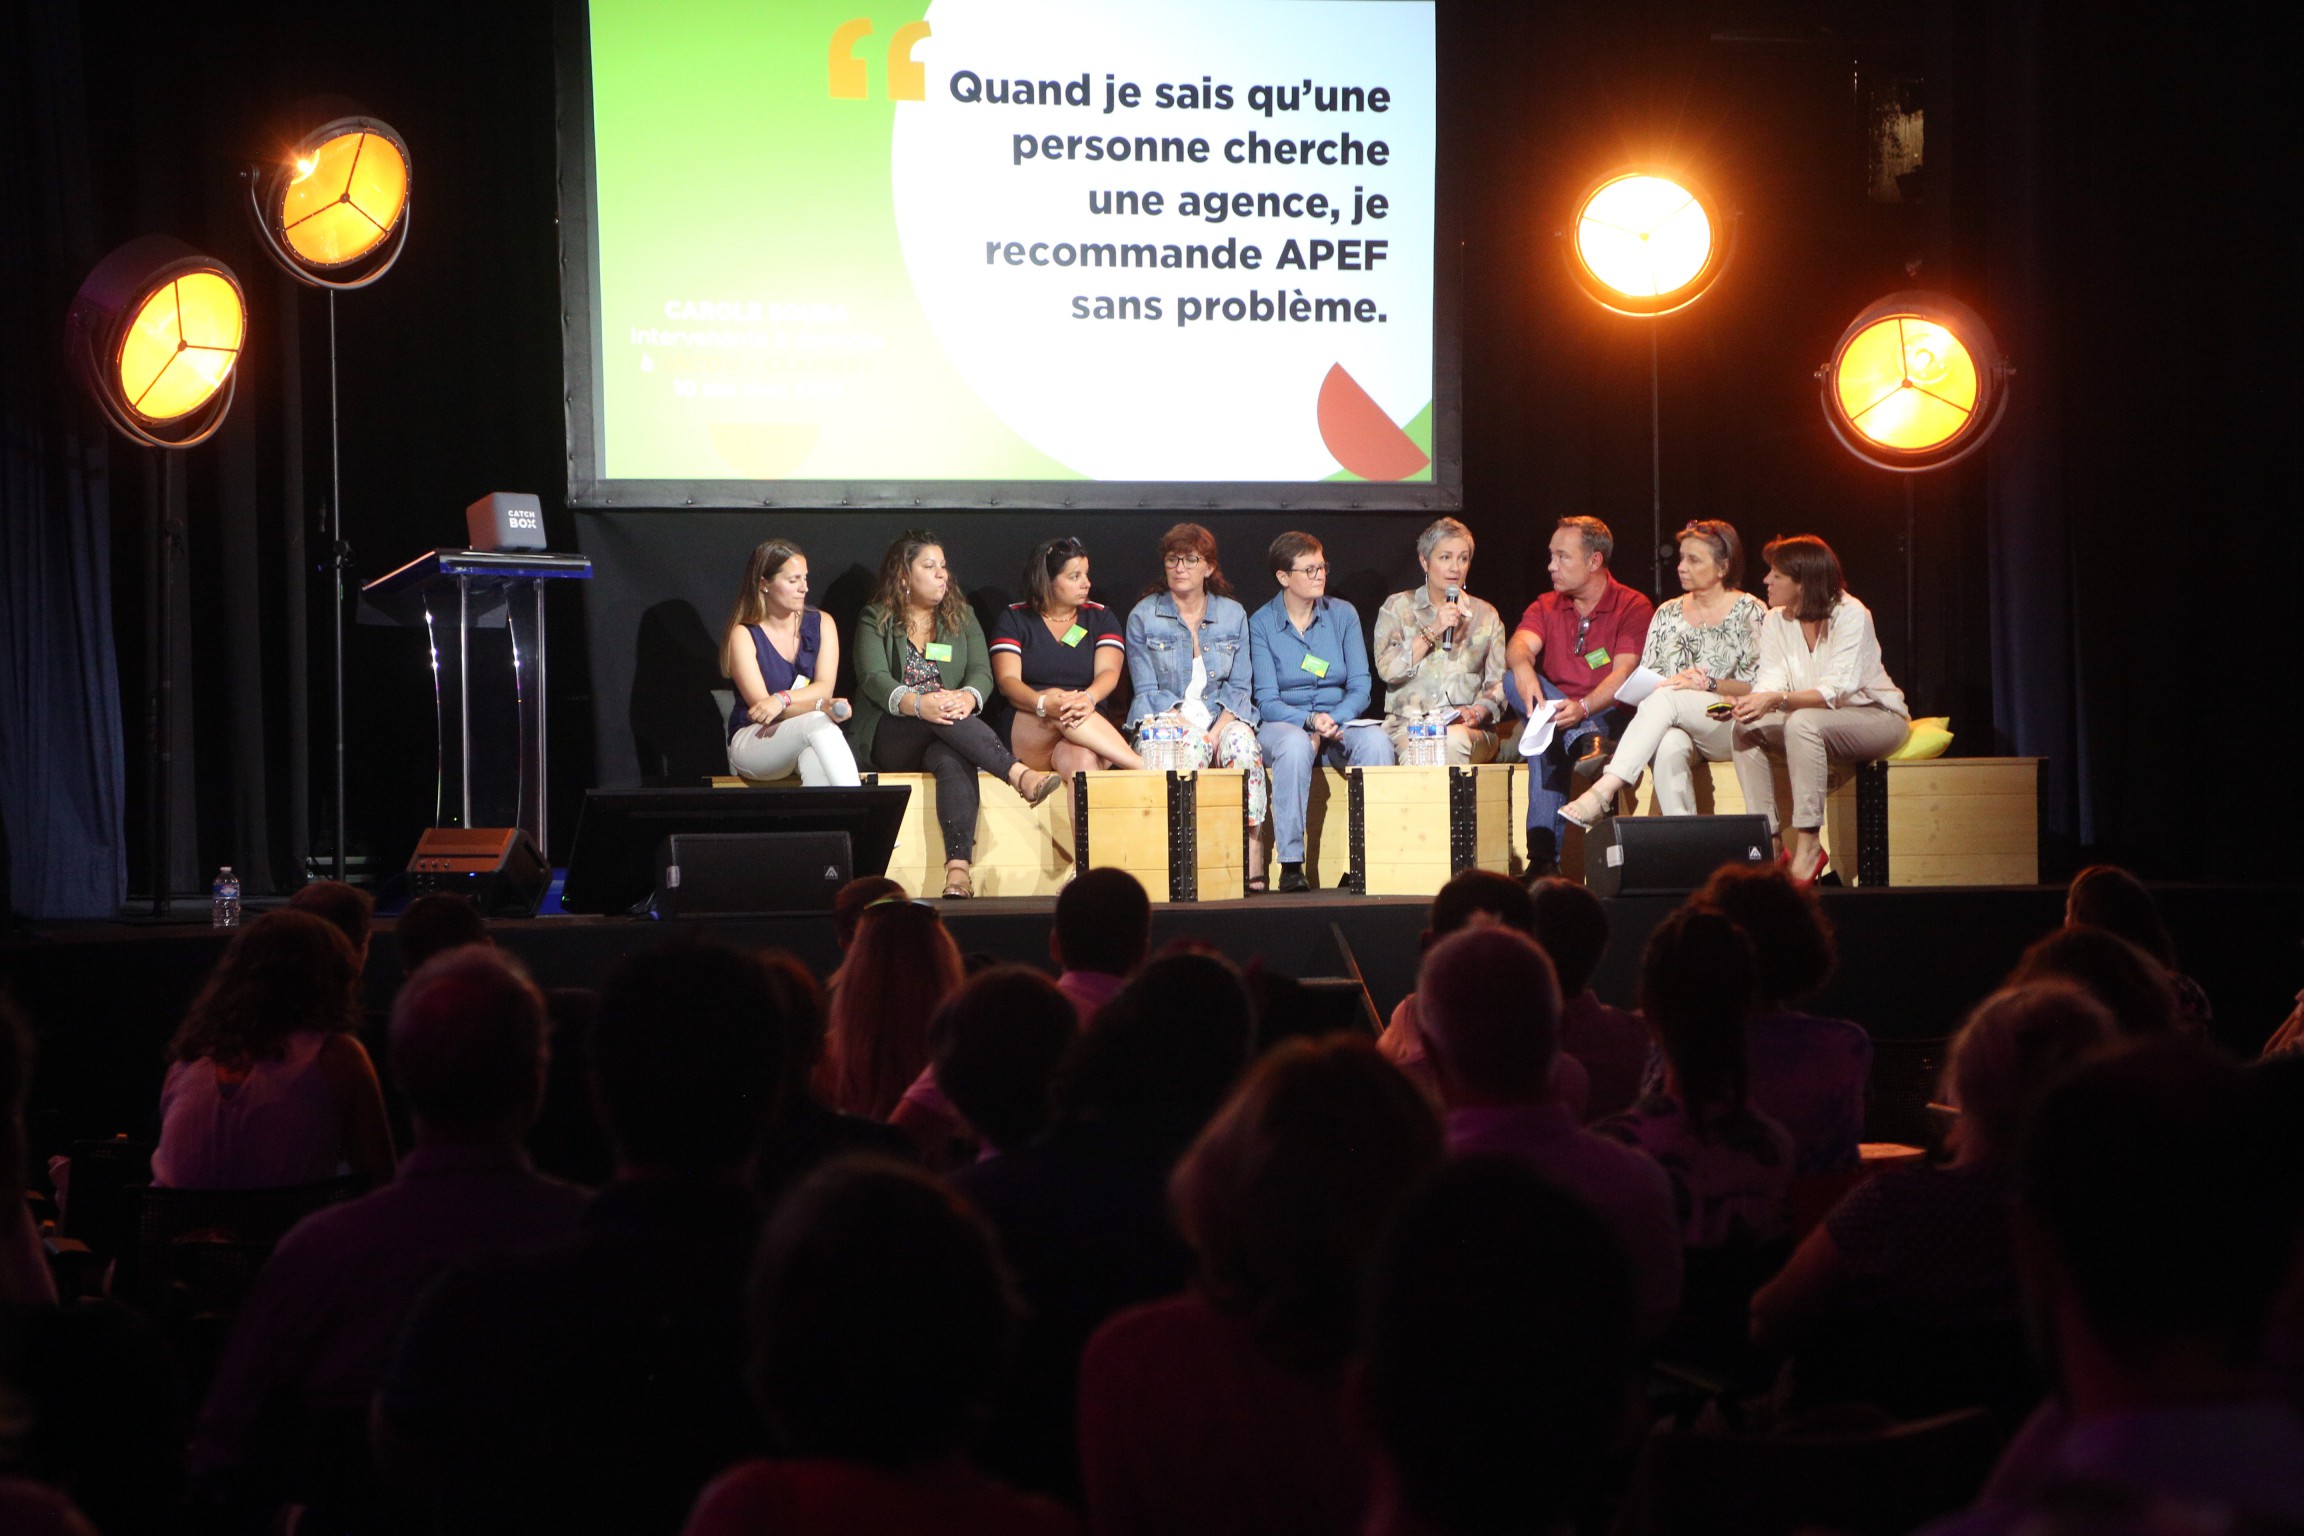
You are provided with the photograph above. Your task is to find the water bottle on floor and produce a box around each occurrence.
[211,866,241,929]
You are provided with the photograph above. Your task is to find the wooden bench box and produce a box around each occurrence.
[1307,764,1520,896]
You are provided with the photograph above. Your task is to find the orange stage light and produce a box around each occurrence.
[1565,169,1730,317]
[250,116,411,288]
[1820,292,2010,471]
[65,236,246,448]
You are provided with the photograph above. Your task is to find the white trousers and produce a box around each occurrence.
[1603,690,1735,816]
[1732,704,1910,833]
[727,711,862,786]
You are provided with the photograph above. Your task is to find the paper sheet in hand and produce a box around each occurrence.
[1519,700,1560,758]
[1615,667,1665,708]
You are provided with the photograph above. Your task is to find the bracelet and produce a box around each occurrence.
[774,690,792,708]
[1036,693,1048,719]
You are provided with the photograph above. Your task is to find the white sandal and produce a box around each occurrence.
[1559,787,1614,831]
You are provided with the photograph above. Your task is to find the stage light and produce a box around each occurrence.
[248,116,410,287]
[1820,291,2010,472]
[1566,170,1729,317]
[65,235,246,449]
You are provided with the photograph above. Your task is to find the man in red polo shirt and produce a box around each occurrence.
[1503,517,1655,871]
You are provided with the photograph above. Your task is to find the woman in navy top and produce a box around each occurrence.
[722,539,862,784]
[990,537,1144,777]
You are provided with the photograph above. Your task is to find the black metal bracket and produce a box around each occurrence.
[1447,765,1479,872]
[1166,770,1200,902]
[1339,767,1367,894]
[1071,771,1091,875]
[1857,760,1892,887]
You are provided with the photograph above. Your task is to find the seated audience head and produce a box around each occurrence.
[2064,864,2179,970]
[1549,515,1615,591]
[2011,924,2179,1040]
[1363,1155,1637,1536]
[388,946,550,1142]
[824,898,964,1119]
[1247,970,1369,1054]
[1423,868,1534,948]
[1053,866,1152,978]
[1051,951,1253,1158]
[754,949,829,1102]
[592,941,787,1176]
[0,992,28,1176]
[168,909,360,1068]
[287,880,375,968]
[1943,983,2117,1167]
[1759,534,1845,622]
[831,876,904,953]
[1171,1035,1441,1371]
[752,1158,1016,1468]
[1268,530,1327,597]
[2019,1039,2299,1395]
[395,893,490,975]
[1638,906,1758,1120]
[931,966,1077,1154]
[1416,927,1563,1106]
[1529,876,1611,997]
[1693,862,1836,1007]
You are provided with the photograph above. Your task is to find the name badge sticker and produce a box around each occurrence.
[924,642,953,662]
[1300,654,1331,678]
[1584,647,1610,669]
[1061,625,1087,648]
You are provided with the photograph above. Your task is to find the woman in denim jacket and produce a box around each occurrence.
[1124,523,1271,887]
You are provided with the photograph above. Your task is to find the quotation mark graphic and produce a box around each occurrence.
[829,18,932,100]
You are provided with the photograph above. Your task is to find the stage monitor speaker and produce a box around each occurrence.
[652,831,852,917]
[559,786,909,916]
[407,826,550,917]
[1584,814,1772,898]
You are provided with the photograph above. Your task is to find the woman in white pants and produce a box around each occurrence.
[1730,534,1910,885]
[1560,520,1765,829]
[723,539,863,785]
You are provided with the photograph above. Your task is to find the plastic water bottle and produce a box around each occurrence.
[1403,709,1449,767]
[211,866,241,929]
[1139,716,1191,772]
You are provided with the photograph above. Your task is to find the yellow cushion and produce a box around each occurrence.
[1887,715,1954,761]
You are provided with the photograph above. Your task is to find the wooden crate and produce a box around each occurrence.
[1073,769,1247,901]
[1308,764,1517,896]
[1864,758,2041,887]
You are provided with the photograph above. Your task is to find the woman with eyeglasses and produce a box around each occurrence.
[991,536,1145,778]
[1124,523,1271,882]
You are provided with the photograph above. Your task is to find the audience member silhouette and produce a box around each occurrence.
[1415,924,1681,1340]
[1752,982,2116,1417]
[285,880,375,972]
[193,946,590,1521]
[1924,1040,2304,1533]
[2064,864,2212,1032]
[748,950,913,1211]
[820,899,964,1119]
[956,951,1255,1503]
[2009,924,2180,1041]
[153,909,394,1191]
[377,941,785,1535]
[1079,1035,1440,1536]
[0,1299,187,1536]
[826,875,904,993]
[1688,863,1870,1177]
[393,893,490,976]
[2,993,54,1308]
[1359,1156,1639,1536]
[1377,870,1590,1116]
[913,967,1077,1163]
[1050,867,1153,1020]
[1531,875,1647,1120]
[681,1159,1077,1536]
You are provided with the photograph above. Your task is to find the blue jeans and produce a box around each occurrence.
[1257,721,1396,863]
[1504,671,1625,864]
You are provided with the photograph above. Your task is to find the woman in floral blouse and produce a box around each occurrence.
[1560,519,1765,828]
[1372,517,1508,763]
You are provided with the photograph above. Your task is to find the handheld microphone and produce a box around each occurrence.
[1440,585,1460,651]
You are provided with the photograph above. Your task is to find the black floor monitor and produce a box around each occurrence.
[559,785,911,916]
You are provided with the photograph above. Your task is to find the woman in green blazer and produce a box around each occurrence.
[850,531,1063,897]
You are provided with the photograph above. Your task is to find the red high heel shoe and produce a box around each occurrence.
[1790,847,1831,888]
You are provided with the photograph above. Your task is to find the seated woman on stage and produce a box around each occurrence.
[722,539,862,787]
[1124,523,1270,880]
[1371,516,1507,763]
[1560,519,1767,830]
[991,536,1144,778]
[850,531,1062,900]
[1730,534,1911,885]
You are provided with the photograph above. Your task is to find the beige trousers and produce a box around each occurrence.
[1732,704,1909,833]
[1603,689,1734,815]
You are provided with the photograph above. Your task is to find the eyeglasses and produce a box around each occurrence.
[1288,563,1328,578]
[1163,553,1206,569]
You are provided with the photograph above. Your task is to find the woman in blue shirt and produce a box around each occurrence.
[1124,523,1269,884]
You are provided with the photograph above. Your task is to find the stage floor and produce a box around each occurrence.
[6,882,2297,1162]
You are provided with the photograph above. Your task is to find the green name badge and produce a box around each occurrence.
[924,641,953,662]
[1061,624,1087,648]
[1300,654,1331,678]
[1584,647,1610,669]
